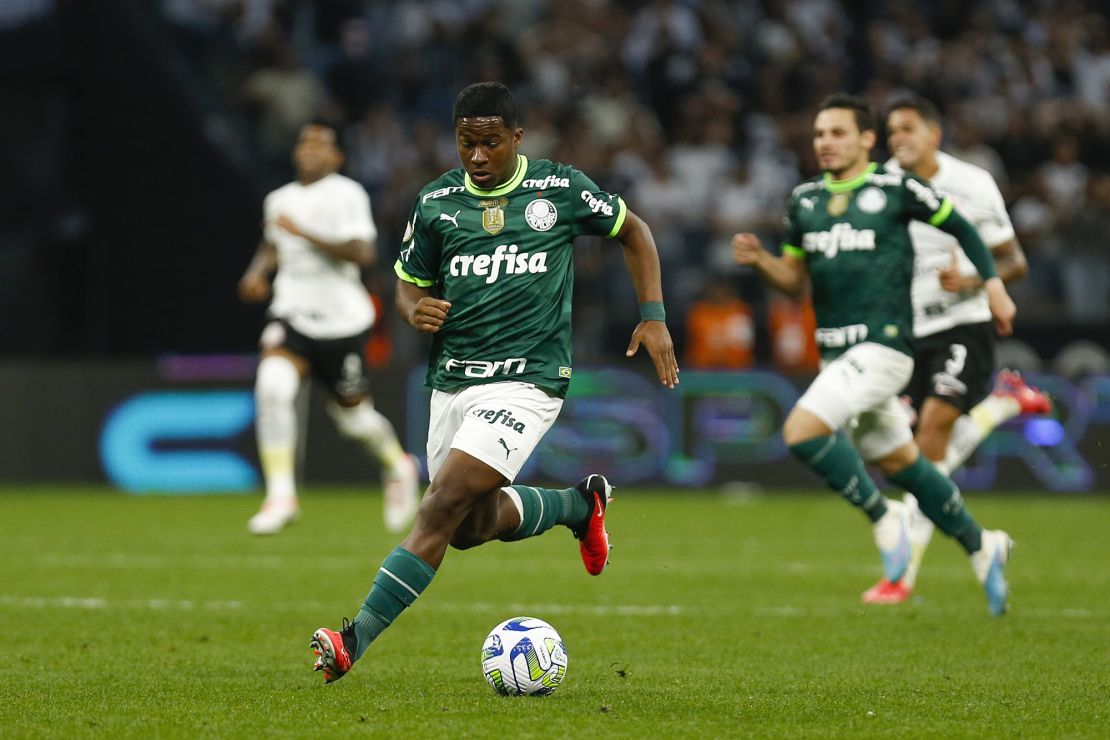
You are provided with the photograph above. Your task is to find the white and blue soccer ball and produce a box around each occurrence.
[480,616,568,696]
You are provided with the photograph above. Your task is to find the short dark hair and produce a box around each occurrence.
[452,82,519,128]
[885,94,941,126]
[817,93,876,133]
[303,119,344,152]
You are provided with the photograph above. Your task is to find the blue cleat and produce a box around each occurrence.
[971,530,1014,617]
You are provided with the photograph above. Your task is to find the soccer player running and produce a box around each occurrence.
[732,93,1017,616]
[310,82,679,683]
[238,122,420,535]
[861,95,1052,604]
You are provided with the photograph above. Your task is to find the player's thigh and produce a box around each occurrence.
[851,395,915,463]
[796,343,914,432]
[434,381,563,484]
[305,329,372,406]
[258,320,311,377]
[913,323,995,414]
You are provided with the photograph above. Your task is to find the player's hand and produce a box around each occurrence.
[410,297,451,333]
[732,233,764,266]
[275,214,302,236]
[938,248,980,292]
[984,277,1016,336]
[238,272,270,303]
[626,321,679,388]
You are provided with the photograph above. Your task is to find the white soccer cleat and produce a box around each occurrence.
[872,498,911,583]
[970,529,1014,617]
[247,497,300,535]
[901,493,935,589]
[383,454,421,533]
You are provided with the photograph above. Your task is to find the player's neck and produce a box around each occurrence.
[828,159,872,183]
[297,171,332,186]
[913,155,940,180]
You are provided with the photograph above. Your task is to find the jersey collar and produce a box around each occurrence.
[824,162,877,193]
[464,154,528,197]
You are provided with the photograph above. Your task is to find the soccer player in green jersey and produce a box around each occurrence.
[733,93,1018,616]
[311,82,680,683]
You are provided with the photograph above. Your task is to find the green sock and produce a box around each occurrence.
[499,485,590,542]
[352,546,436,661]
[789,434,887,522]
[889,454,982,553]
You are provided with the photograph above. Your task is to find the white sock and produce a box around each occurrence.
[943,395,1021,472]
[255,356,300,501]
[328,401,407,472]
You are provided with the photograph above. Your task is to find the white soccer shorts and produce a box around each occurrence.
[426,381,563,482]
[796,342,915,462]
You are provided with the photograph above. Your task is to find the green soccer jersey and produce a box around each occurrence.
[395,154,627,398]
[782,163,961,359]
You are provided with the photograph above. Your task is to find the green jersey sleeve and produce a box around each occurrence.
[567,168,627,239]
[781,192,806,259]
[394,199,441,288]
[900,174,997,281]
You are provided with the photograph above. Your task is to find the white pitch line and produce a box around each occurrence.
[0,595,1099,621]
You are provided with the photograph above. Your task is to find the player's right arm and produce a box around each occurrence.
[238,239,277,303]
[396,279,450,334]
[394,196,449,333]
[731,233,808,296]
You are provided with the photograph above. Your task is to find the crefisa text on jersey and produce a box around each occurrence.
[449,244,548,284]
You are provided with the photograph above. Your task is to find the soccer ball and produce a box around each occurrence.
[480,616,568,696]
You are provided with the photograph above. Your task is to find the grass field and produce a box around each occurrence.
[1,486,1108,738]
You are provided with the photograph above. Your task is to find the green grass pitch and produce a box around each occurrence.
[1,486,1107,738]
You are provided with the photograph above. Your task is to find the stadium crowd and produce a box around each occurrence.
[161,0,1110,367]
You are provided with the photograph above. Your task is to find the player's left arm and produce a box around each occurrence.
[274,214,375,266]
[616,209,679,388]
[932,205,1016,335]
[938,238,1028,292]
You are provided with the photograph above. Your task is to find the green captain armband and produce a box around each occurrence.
[639,301,666,322]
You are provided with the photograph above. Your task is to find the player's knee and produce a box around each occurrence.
[873,442,919,476]
[449,527,485,551]
[783,409,827,447]
[328,400,384,440]
[255,356,300,407]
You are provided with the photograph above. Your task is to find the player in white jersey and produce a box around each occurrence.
[238,122,420,536]
[862,95,1052,604]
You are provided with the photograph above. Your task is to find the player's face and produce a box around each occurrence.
[813,108,875,177]
[293,125,342,180]
[456,117,522,189]
[886,109,940,173]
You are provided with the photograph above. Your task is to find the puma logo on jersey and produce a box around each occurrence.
[449,244,548,284]
[439,210,461,228]
[498,437,519,459]
[800,197,816,210]
[802,223,876,258]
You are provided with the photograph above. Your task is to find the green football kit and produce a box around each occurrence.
[780,162,997,360]
[395,154,627,398]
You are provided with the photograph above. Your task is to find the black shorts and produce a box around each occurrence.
[905,322,995,414]
[260,319,370,402]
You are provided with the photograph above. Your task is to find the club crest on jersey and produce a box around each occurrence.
[827,192,850,216]
[480,198,508,235]
[856,187,887,214]
[525,198,558,231]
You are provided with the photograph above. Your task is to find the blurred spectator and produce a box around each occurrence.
[767,295,820,375]
[684,277,755,370]
[1060,174,1110,322]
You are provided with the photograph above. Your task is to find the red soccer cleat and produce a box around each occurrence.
[861,578,913,605]
[310,618,356,684]
[571,474,613,576]
[992,370,1053,415]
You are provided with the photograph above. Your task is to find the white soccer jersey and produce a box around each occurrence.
[885,151,1016,337]
[263,173,377,339]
